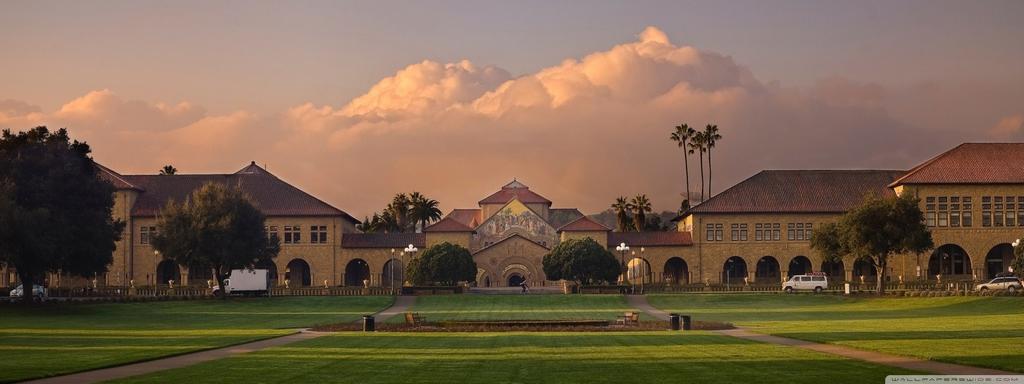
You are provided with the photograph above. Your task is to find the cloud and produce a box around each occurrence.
[989,115,1024,140]
[0,27,1009,217]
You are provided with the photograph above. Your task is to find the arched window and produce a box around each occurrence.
[345,259,370,287]
[285,259,312,287]
[663,257,689,285]
[755,256,780,282]
[722,257,748,285]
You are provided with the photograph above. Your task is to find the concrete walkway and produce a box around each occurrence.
[624,295,1013,375]
[24,295,417,384]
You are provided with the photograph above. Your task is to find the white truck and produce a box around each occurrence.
[213,269,270,296]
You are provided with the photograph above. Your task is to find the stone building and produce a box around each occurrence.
[1,142,1021,289]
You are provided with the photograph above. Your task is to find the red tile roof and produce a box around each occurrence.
[95,163,141,190]
[608,232,692,247]
[890,143,1024,187]
[479,180,552,205]
[685,170,906,215]
[557,216,611,232]
[474,233,551,253]
[547,208,584,229]
[121,162,359,223]
[340,233,426,249]
[446,209,483,227]
[424,217,475,232]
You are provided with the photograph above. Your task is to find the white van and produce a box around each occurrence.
[783,273,828,293]
[212,269,270,296]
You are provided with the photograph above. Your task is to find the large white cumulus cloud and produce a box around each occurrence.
[0,27,1014,217]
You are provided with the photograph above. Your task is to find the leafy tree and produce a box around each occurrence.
[610,196,632,232]
[151,183,280,297]
[406,242,476,286]
[542,238,620,285]
[670,123,697,203]
[678,198,690,215]
[0,127,124,303]
[409,192,442,232]
[631,194,652,232]
[1012,239,1024,278]
[703,124,722,196]
[159,165,177,175]
[810,194,933,294]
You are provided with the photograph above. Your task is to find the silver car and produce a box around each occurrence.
[8,284,47,299]
[974,277,1022,293]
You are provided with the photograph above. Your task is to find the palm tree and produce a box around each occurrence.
[387,193,412,232]
[688,131,708,202]
[631,195,652,232]
[704,124,722,196]
[611,197,632,232]
[356,213,383,233]
[379,210,400,233]
[409,192,443,232]
[670,124,696,203]
[159,165,177,175]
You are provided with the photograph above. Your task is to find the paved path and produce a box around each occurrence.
[25,295,417,384]
[624,295,1013,375]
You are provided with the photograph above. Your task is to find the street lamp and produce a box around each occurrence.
[390,249,396,296]
[639,247,646,294]
[404,244,418,290]
[615,243,629,285]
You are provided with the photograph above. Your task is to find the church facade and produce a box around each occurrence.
[1,142,1022,290]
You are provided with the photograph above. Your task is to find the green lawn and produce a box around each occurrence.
[111,331,914,384]
[648,294,1024,372]
[390,294,654,323]
[0,296,392,382]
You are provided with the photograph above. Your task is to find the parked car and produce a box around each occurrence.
[974,276,1022,293]
[783,273,828,293]
[8,284,47,300]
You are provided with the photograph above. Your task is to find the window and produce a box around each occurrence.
[926,212,937,227]
[731,224,739,241]
[796,223,805,241]
[140,226,156,244]
[739,224,748,241]
[284,225,302,244]
[755,224,763,241]
[929,196,972,228]
[982,211,992,227]
[772,223,781,241]
[938,211,948,227]
[804,223,813,239]
[963,211,973,227]
[706,224,715,242]
[715,224,724,241]
[787,223,795,241]
[950,211,960,227]
[265,226,279,243]
[311,225,328,244]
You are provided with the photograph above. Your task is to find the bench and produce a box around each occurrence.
[405,312,425,325]
[616,311,639,326]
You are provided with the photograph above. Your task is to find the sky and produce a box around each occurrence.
[1,0,1023,219]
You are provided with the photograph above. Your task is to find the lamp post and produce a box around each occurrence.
[615,243,629,286]
[404,244,418,289]
[390,249,396,296]
[640,247,646,294]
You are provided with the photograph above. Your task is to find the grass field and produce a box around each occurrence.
[648,294,1024,372]
[111,331,914,384]
[388,294,653,323]
[0,296,392,382]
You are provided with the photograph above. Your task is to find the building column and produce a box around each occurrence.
[844,267,854,283]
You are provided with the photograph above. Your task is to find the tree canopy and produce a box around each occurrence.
[0,127,124,302]
[810,193,933,294]
[405,242,476,286]
[151,182,279,296]
[542,237,620,285]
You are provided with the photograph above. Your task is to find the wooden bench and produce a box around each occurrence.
[616,311,639,326]
[405,312,425,325]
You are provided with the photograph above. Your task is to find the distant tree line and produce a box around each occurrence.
[357,192,442,233]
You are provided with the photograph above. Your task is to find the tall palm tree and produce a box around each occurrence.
[704,124,722,196]
[670,124,696,204]
[611,197,632,232]
[631,195,652,232]
[379,210,400,233]
[688,131,708,202]
[387,193,412,232]
[159,165,177,175]
[409,192,443,232]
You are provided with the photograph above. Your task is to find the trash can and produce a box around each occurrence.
[669,313,681,330]
[362,315,375,332]
[681,315,692,330]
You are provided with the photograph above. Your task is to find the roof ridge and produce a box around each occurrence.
[888,143,967,187]
[557,215,611,232]
[474,233,550,253]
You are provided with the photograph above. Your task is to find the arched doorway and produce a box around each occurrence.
[852,259,877,282]
[755,256,780,282]
[627,258,652,284]
[928,244,971,279]
[254,259,278,286]
[345,259,370,287]
[788,256,812,277]
[507,273,525,287]
[821,260,845,280]
[722,256,748,285]
[663,257,689,285]
[188,264,213,286]
[985,244,1014,279]
[382,259,403,288]
[156,260,180,286]
[285,259,311,287]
